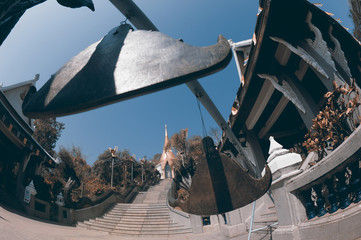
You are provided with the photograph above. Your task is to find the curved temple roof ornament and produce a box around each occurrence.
[22,23,231,118]
[328,25,353,79]
[305,12,336,71]
[270,36,329,79]
[258,73,306,114]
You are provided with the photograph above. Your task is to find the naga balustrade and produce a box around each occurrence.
[287,124,361,220]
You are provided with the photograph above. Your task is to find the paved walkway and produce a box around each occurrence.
[0,203,244,240]
[0,180,275,240]
[1,179,252,240]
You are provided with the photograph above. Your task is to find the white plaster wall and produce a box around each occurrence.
[3,86,33,127]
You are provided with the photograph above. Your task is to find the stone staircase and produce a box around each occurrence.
[77,179,193,237]
[247,196,278,240]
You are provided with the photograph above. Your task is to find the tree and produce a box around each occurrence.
[93,148,160,188]
[169,130,204,206]
[93,149,121,186]
[32,118,64,156]
[55,146,94,202]
[57,146,91,183]
[209,127,221,145]
[187,135,204,165]
[150,153,162,165]
[92,148,136,187]
[170,129,204,174]
[140,159,160,184]
[349,0,361,41]
[170,128,188,154]
[37,145,95,203]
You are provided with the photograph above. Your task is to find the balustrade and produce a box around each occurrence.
[336,170,352,209]
[324,177,339,213]
[283,123,361,222]
[297,158,361,220]
[301,188,316,220]
[314,184,327,217]
[350,160,361,202]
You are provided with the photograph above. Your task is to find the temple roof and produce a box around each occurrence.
[219,0,361,160]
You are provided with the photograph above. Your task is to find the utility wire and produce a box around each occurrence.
[196,96,207,137]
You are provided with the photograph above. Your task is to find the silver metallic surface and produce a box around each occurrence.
[22,24,231,118]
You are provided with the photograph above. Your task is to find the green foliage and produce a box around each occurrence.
[32,117,64,156]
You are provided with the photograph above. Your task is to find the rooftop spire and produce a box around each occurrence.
[163,124,171,152]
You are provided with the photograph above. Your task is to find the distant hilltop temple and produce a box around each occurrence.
[156,125,176,179]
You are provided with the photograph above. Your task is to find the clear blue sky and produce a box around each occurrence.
[0,0,354,165]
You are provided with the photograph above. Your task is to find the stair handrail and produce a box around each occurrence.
[166,180,190,218]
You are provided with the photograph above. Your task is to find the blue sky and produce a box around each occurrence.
[0,0,354,165]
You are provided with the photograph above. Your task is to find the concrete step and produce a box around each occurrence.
[112,228,193,234]
[108,211,169,216]
[108,209,169,214]
[78,221,116,230]
[116,217,172,222]
[82,221,183,230]
[116,203,167,207]
[84,219,179,229]
[81,225,116,233]
[94,218,175,226]
[110,219,175,225]
[98,216,123,221]
[90,218,120,224]
[97,218,173,225]
[77,179,193,237]
[253,216,278,224]
[106,211,170,216]
[77,222,89,228]
[107,213,170,218]
[106,213,170,218]
[112,206,168,211]
[114,205,167,209]
[105,214,170,219]
[113,225,190,231]
[110,229,193,236]
[261,210,277,217]
[113,205,167,210]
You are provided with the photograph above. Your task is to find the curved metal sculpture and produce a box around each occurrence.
[176,137,271,215]
[22,23,232,118]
